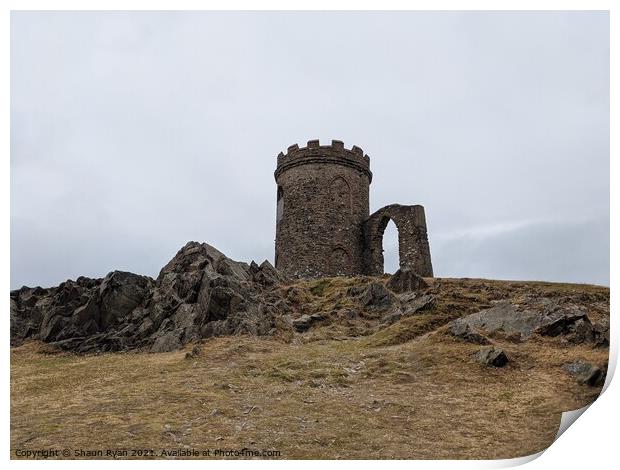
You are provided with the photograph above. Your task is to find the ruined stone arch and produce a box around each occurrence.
[363,204,433,277]
[367,214,400,274]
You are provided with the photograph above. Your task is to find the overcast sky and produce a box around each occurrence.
[11,11,609,289]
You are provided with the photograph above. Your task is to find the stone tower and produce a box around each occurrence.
[274,139,372,278]
[274,139,433,279]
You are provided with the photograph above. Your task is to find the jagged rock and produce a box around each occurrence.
[249,260,285,286]
[396,291,418,304]
[97,271,152,329]
[346,285,366,297]
[449,321,491,345]
[382,310,403,326]
[403,294,435,315]
[150,329,184,353]
[593,319,610,347]
[355,282,394,309]
[534,307,591,337]
[449,300,595,343]
[292,315,313,332]
[475,346,508,367]
[563,360,607,386]
[387,268,428,293]
[10,241,286,353]
[567,318,595,344]
[291,312,326,332]
[381,294,435,326]
[450,302,541,341]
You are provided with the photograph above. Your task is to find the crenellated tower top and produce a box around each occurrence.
[274,139,372,182]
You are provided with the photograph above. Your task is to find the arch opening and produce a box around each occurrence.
[381,218,400,274]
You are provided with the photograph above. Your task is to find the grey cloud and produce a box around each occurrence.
[10,11,609,288]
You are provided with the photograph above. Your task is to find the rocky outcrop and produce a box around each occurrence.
[448,300,602,344]
[11,246,610,357]
[10,242,287,353]
[348,282,394,309]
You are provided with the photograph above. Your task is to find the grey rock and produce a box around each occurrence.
[475,346,508,367]
[249,260,285,286]
[535,307,590,337]
[451,301,542,341]
[568,318,595,344]
[346,285,366,297]
[357,282,394,309]
[450,300,595,343]
[382,310,403,326]
[387,268,428,293]
[292,315,313,332]
[382,294,435,326]
[97,271,152,329]
[563,360,606,386]
[150,329,183,353]
[449,321,491,345]
[593,319,610,347]
[403,294,435,315]
[10,241,285,353]
[396,291,418,304]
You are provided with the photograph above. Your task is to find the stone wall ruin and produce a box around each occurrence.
[274,139,433,278]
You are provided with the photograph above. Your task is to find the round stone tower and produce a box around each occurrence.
[274,139,372,278]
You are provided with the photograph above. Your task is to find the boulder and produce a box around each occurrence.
[475,346,508,367]
[387,268,428,293]
[150,329,184,353]
[563,360,606,387]
[403,294,435,315]
[382,310,403,326]
[534,307,590,337]
[449,321,491,345]
[449,300,596,343]
[450,302,542,341]
[292,314,312,332]
[355,282,394,309]
[249,260,285,286]
[593,319,610,347]
[381,294,435,326]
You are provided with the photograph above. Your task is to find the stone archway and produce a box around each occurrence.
[363,204,433,277]
[381,218,400,274]
[369,214,397,274]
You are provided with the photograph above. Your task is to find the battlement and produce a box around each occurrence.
[275,139,372,182]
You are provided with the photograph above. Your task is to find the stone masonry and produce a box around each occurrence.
[274,139,433,278]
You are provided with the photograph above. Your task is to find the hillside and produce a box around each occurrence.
[10,259,610,459]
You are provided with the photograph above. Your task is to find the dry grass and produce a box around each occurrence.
[10,278,609,460]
